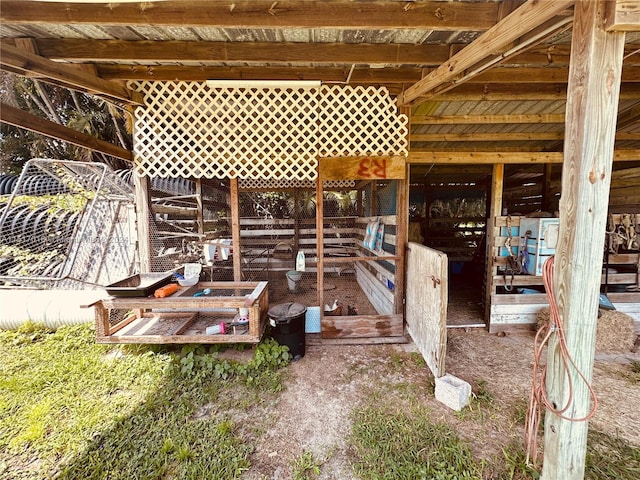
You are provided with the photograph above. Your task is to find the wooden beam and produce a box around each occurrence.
[411,132,565,142]
[25,37,640,69]
[605,0,640,31]
[397,1,575,106]
[26,38,451,66]
[133,174,152,273]
[407,150,640,164]
[542,1,625,478]
[411,114,566,125]
[0,1,501,30]
[0,102,133,161]
[0,43,144,106]
[412,132,640,142]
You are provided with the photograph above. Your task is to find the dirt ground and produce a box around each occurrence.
[233,327,640,479]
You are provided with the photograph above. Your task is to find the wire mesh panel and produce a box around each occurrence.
[0,159,136,289]
[320,179,404,338]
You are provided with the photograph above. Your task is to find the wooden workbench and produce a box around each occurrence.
[93,281,269,344]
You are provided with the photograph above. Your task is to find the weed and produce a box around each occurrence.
[349,405,484,479]
[0,322,289,479]
[291,450,322,480]
[585,430,640,479]
[454,379,495,422]
[499,442,540,479]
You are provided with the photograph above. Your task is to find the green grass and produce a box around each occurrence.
[349,405,485,480]
[586,430,640,480]
[1,323,638,480]
[0,322,290,480]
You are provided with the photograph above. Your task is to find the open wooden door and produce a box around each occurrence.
[405,242,448,377]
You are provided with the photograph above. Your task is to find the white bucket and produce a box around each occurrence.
[286,270,302,292]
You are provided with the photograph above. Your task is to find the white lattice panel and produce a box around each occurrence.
[318,86,409,157]
[130,82,408,180]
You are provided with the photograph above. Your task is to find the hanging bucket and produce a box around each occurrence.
[286,270,302,292]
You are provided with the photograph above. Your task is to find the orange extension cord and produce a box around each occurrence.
[525,256,599,467]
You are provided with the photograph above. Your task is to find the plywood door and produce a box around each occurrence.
[405,242,448,377]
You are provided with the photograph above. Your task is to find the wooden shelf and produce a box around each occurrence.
[94,281,268,344]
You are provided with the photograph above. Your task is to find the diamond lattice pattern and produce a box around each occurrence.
[130,82,408,180]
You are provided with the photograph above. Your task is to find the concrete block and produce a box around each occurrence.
[435,374,472,411]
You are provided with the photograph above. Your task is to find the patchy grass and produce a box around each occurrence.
[586,430,640,480]
[0,322,290,480]
[349,405,485,479]
[290,450,322,480]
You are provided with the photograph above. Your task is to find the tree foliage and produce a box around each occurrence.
[0,71,132,174]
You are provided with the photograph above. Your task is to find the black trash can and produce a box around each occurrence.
[268,302,307,359]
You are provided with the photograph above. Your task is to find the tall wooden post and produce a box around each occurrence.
[133,173,153,273]
[484,163,504,325]
[542,2,625,479]
[230,178,242,281]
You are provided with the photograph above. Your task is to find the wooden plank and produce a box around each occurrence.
[411,114,566,125]
[412,132,565,142]
[316,178,325,321]
[230,178,242,281]
[606,0,640,31]
[321,314,404,339]
[394,166,407,316]
[354,262,394,315]
[32,38,451,66]
[397,1,575,105]
[319,156,405,180]
[108,312,141,335]
[0,103,133,161]
[409,149,640,164]
[542,2,626,478]
[133,174,152,272]
[0,1,501,30]
[244,281,268,307]
[0,43,143,106]
[405,243,447,378]
[485,164,504,324]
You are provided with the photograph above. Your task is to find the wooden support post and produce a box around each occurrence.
[542,2,625,479]
[195,178,204,236]
[395,175,407,315]
[133,173,152,273]
[230,178,242,282]
[541,163,554,213]
[316,177,325,328]
[484,163,504,325]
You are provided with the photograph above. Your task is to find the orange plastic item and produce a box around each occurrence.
[154,283,179,298]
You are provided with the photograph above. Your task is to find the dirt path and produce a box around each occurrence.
[239,329,640,479]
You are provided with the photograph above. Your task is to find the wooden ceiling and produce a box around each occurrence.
[1,0,640,175]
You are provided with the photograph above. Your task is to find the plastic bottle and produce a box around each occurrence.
[296,250,306,272]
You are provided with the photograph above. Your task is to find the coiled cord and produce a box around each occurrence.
[525,255,598,467]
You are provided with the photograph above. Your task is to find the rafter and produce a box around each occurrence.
[0,103,132,161]
[408,150,640,164]
[605,0,640,31]
[0,0,500,30]
[411,114,566,125]
[0,43,144,106]
[397,0,575,106]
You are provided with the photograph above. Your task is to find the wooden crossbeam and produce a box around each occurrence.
[0,43,144,106]
[0,1,500,30]
[411,114,566,125]
[397,1,576,106]
[605,0,640,31]
[407,150,640,164]
[0,103,133,161]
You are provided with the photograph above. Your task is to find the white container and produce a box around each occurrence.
[520,217,560,276]
[286,270,302,292]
